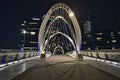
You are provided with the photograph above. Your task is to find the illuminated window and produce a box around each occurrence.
[21,24,25,26]
[118,32,120,34]
[30,41,38,43]
[96,46,99,48]
[112,47,115,50]
[96,33,102,35]
[111,37,115,39]
[29,22,38,25]
[32,18,40,21]
[110,34,114,36]
[96,37,102,41]
[95,48,98,50]
[24,21,26,23]
[87,48,91,50]
[30,32,36,35]
[83,42,86,44]
[112,40,116,43]
[110,32,114,34]
[107,41,109,43]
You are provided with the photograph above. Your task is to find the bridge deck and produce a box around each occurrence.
[11,55,120,80]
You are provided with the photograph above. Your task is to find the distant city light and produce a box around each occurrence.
[112,40,116,43]
[31,32,36,35]
[96,37,102,41]
[110,32,114,34]
[28,22,38,25]
[96,33,102,35]
[24,21,26,23]
[118,32,120,34]
[83,42,86,44]
[21,24,25,26]
[32,18,40,21]
[107,41,109,43]
[23,30,26,34]
[69,12,74,17]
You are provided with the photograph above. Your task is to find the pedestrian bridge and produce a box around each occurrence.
[0,2,120,80]
[0,50,120,80]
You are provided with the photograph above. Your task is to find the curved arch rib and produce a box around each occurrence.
[53,46,64,55]
[39,3,82,53]
[44,32,76,51]
[43,16,76,47]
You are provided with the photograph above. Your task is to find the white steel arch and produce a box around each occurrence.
[43,16,76,47]
[39,3,82,53]
[53,46,64,55]
[43,32,76,50]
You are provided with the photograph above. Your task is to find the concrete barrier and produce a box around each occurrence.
[82,51,120,62]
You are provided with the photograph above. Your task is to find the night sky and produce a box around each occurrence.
[0,0,120,49]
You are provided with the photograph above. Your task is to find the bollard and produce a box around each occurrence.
[22,54,26,59]
[40,54,46,61]
[1,55,7,64]
[75,54,83,61]
[14,54,19,61]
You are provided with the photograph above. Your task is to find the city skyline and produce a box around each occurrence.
[0,0,120,49]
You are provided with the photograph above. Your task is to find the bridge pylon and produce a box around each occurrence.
[40,51,46,60]
[75,54,83,61]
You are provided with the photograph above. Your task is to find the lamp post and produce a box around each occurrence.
[23,30,26,49]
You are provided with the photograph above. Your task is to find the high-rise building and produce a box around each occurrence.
[20,18,40,50]
[82,20,94,50]
[94,30,120,50]
[113,16,120,31]
[83,20,91,34]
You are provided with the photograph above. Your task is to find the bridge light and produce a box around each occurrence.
[69,12,74,17]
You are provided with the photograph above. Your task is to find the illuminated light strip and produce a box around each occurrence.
[110,62,120,68]
[93,58,96,60]
[88,57,120,68]
[19,60,23,62]
[100,60,105,62]
[13,61,19,64]
[90,57,94,59]
[0,56,39,68]
[112,64,120,68]
[111,62,118,65]
[106,60,111,63]
[0,64,6,68]
[7,62,14,65]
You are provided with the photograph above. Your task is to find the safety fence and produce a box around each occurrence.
[0,51,38,67]
[82,51,120,62]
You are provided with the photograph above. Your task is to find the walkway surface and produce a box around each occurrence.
[11,55,120,80]
[0,58,40,80]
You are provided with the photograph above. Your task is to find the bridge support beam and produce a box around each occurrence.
[40,51,46,60]
[75,54,83,61]
[40,54,46,60]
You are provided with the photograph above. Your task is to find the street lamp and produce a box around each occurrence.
[23,30,26,34]
[23,30,26,49]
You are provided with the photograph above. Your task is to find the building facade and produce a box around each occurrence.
[20,18,40,50]
[94,30,120,50]
[82,20,94,50]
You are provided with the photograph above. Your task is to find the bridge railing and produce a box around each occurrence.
[66,50,76,58]
[81,51,120,62]
[0,51,38,66]
[66,50,83,60]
